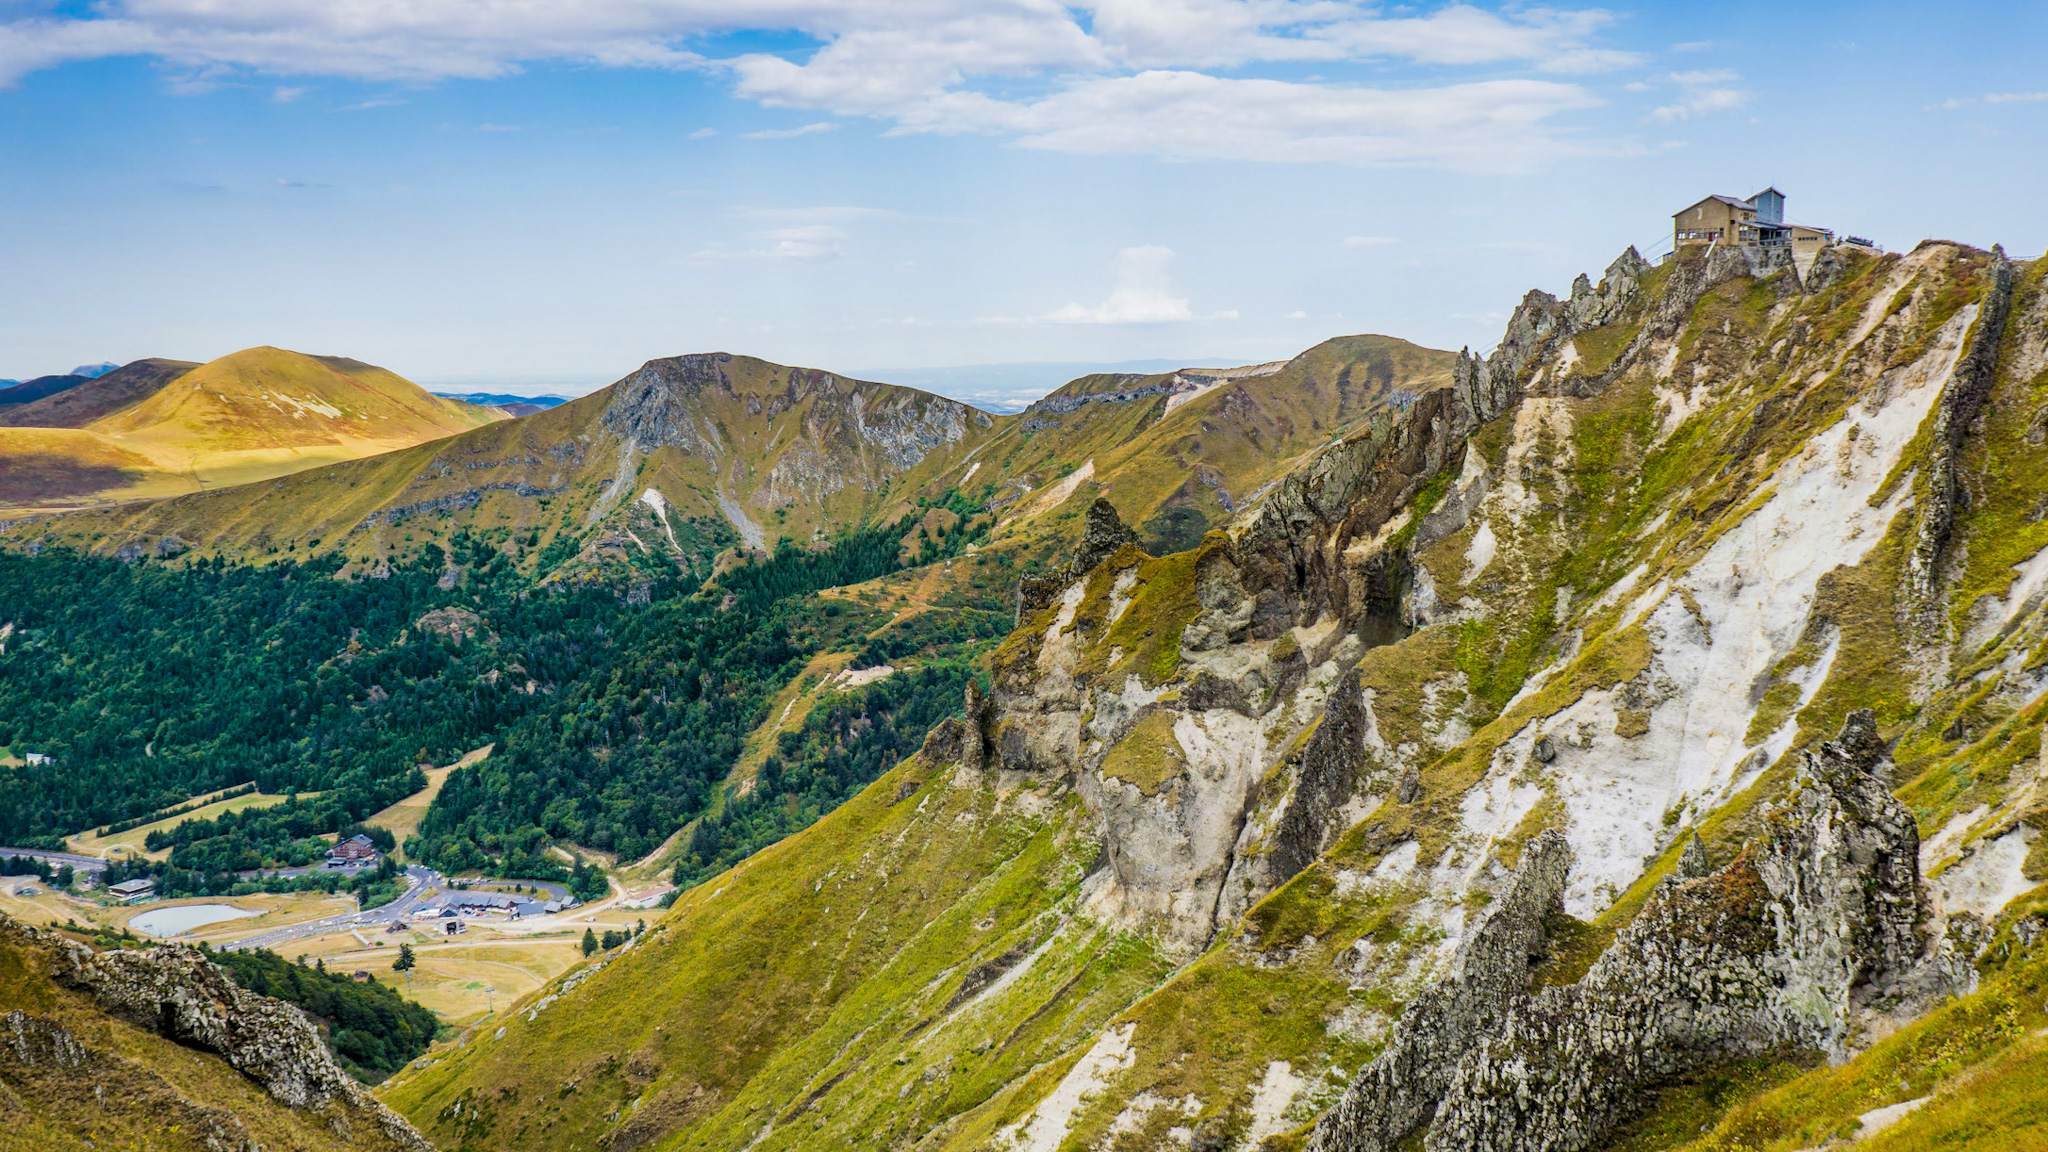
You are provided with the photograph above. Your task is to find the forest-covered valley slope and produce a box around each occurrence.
[0,332,1450,894]
[378,239,2048,1152]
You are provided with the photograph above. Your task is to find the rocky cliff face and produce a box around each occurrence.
[1309,712,1969,1152]
[0,913,432,1152]
[955,237,2045,1147]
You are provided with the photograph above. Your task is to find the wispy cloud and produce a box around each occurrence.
[734,205,901,222]
[693,223,846,262]
[0,0,1634,171]
[686,126,717,139]
[742,122,837,139]
[271,85,305,102]
[1932,91,2048,110]
[1648,69,1749,122]
[476,122,521,132]
[342,97,405,110]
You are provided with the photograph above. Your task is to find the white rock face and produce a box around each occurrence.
[992,1022,1136,1152]
[1450,304,1980,918]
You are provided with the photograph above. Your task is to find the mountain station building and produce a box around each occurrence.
[1672,187,1834,272]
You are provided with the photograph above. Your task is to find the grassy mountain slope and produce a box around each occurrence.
[0,348,505,512]
[0,915,429,1152]
[389,241,2048,1152]
[0,339,1454,600]
[0,358,199,428]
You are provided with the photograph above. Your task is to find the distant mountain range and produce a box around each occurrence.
[431,391,569,417]
[855,358,1247,412]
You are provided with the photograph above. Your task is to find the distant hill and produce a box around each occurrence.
[0,373,94,409]
[0,358,200,428]
[432,391,568,417]
[69,361,118,378]
[0,347,508,511]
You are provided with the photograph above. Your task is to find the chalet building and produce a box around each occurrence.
[326,834,380,868]
[1672,187,1834,273]
[108,878,155,902]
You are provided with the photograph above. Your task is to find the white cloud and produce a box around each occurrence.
[693,223,847,262]
[1045,245,1193,324]
[743,121,839,138]
[1341,234,1398,247]
[687,126,718,138]
[1648,69,1749,122]
[271,85,305,102]
[897,73,1602,170]
[0,0,1633,169]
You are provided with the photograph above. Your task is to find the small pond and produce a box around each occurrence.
[128,903,260,937]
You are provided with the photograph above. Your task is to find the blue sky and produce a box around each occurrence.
[2,2,2044,402]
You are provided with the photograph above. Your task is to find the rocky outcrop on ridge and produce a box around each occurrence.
[0,913,434,1151]
[1309,713,1974,1152]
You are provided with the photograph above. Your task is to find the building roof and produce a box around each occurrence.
[108,878,154,894]
[1673,193,1757,219]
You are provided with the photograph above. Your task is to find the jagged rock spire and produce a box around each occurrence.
[1070,497,1140,577]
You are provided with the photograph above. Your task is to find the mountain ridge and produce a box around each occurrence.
[379,236,2048,1152]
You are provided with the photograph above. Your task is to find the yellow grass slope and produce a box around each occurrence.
[0,347,507,512]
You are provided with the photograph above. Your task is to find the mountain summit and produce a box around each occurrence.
[0,347,504,511]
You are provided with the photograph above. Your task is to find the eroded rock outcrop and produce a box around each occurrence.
[0,913,434,1152]
[1309,713,1971,1152]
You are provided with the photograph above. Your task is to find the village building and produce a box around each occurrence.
[1672,187,1834,274]
[107,878,155,902]
[326,834,380,868]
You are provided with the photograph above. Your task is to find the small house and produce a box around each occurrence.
[326,834,380,868]
[108,878,155,902]
[23,752,51,766]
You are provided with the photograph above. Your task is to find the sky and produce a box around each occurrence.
[3,2,2045,404]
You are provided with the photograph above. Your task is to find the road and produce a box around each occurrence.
[220,864,448,952]
[0,847,108,874]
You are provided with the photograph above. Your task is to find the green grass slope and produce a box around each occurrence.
[380,745,1171,1152]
